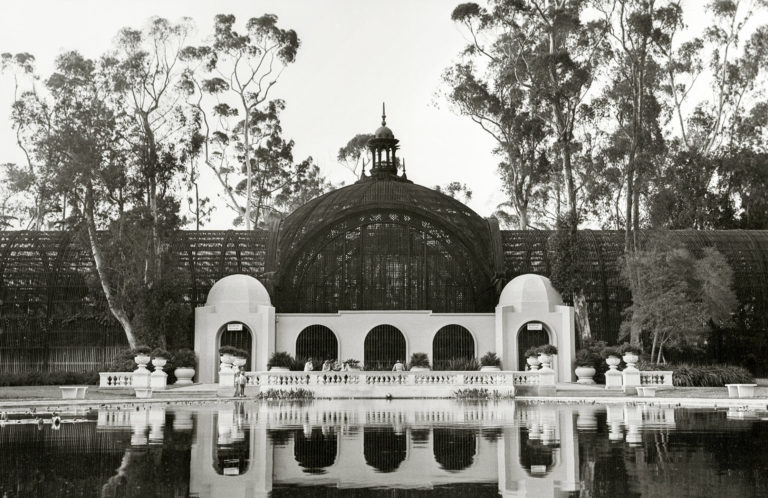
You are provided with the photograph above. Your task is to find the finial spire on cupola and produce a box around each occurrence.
[382,102,387,126]
[365,102,406,181]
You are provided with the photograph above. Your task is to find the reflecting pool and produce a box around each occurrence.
[1,400,768,496]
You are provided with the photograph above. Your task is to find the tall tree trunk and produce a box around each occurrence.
[141,113,161,284]
[574,290,592,341]
[84,184,137,349]
[243,97,252,231]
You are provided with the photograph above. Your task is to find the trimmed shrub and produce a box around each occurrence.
[438,357,481,371]
[600,346,621,359]
[0,371,99,386]
[151,348,171,359]
[408,352,430,369]
[480,352,501,367]
[536,344,558,355]
[524,347,539,358]
[617,343,642,355]
[174,349,197,368]
[109,348,139,371]
[639,361,753,387]
[268,351,295,369]
[575,339,608,384]
[218,345,241,356]
[134,345,152,355]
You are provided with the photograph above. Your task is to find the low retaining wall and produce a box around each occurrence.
[217,370,555,398]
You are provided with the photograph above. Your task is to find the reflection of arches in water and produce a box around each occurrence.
[433,428,477,472]
[432,325,475,370]
[519,426,555,477]
[213,418,250,476]
[364,325,406,370]
[293,427,338,474]
[296,325,338,363]
[364,427,406,472]
[517,322,549,370]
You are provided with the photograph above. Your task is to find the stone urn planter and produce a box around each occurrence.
[480,365,501,372]
[537,353,553,370]
[219,354,234,373]
[151,357,167,369]
[575,366,596,384]
[605,355,621,370]
[174,367,195,385]
[232,357,247,368]
[526,356,540,371]
[134,354,151,371]
[622,353,639,370]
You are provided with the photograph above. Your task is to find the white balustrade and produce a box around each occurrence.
[639,371,673,387]
[99,372,134,388]
[238,370,546,392]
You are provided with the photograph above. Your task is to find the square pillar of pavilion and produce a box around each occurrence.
[195,274,275,383]
[495,274,575,382]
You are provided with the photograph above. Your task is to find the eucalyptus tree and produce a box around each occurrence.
[444,6,553,230]
[448,0,610,231]
[42,51,141,347]
[337,133,374,179]
[594,0,670,251]
[651,0,768,228]
[110,16,193,282]
[180,14,300,229]
[1,52,62,229]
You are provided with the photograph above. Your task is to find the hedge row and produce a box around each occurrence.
[0,371,100,387]
[640,361,752,387]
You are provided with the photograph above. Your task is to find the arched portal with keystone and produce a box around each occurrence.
[495,274,576,382]
[194,274,275,383]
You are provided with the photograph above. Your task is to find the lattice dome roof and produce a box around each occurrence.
[276,178,494,276]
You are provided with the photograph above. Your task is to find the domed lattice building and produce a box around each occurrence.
[2,108,768,377]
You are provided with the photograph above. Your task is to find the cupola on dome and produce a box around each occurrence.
[206,274,271,306]
[498,274,563,311]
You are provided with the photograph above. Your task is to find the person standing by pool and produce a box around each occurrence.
[304,358,314,372]
[392,360,405,372]
[237,368,247,397]
[322,360,331,372]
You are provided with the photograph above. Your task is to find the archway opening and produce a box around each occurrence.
[293,427,337,474]
[364,325,406,371]
[433,325,475,370]
[517,322,549,371]
[364,427,406,472]
[218,322,253,377]
[433,428,477,471]
[296,325,338,367]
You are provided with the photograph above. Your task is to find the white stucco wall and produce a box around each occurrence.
[192,273,575,381]
[275,311,495,367]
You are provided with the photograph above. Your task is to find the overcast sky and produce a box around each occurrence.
[0,1,717,229]
[0,0,506,228]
